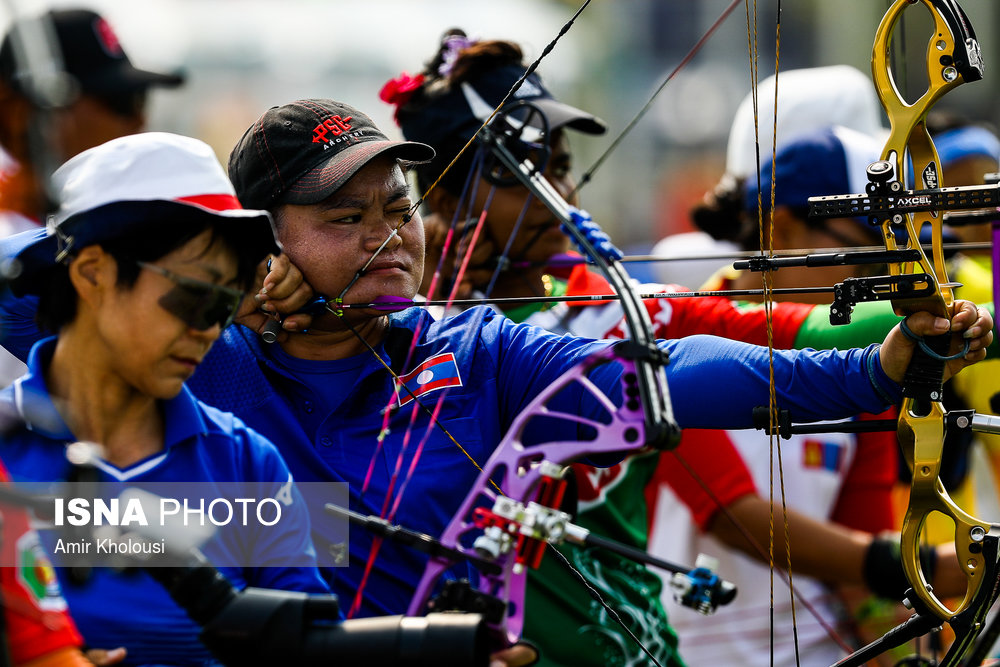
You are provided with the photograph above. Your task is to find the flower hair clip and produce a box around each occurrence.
[379,72,426,124]
[437,34,477,77]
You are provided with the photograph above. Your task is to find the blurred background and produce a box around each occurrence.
[2,0,997,252]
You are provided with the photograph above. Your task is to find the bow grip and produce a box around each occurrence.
[565,208,623,263]
[900,330,950,402]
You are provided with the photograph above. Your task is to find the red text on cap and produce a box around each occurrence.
[93,17,124,57]
[312,116,353,144]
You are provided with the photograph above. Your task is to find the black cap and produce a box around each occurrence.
[0,9,184,96]
[229,99,435,211]
[396,64,606,150]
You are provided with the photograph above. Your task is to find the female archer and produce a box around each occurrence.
[0,133,329,666]
[384,33,981,666]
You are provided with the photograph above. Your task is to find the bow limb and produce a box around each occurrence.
[871,0,982,316]
[869,0,999,643]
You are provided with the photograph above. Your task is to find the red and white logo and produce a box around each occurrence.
[312,115,353,144]
[93,17,124,57]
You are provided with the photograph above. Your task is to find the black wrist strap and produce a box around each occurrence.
[863,532,938,600]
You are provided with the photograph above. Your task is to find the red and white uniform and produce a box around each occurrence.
[648,420,896,666]
[0,463,83,664]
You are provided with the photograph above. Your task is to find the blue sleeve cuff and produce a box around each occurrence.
[867,344,902,406]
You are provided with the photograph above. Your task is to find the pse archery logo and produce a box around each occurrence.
[312,115,365,148]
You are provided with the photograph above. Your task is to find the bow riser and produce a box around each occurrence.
[408,347,647,647]
[872,0,995,636]
[872,0,982,320]
[898,404,992,619]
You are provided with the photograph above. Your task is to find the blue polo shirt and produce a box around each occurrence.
[0,338,330,666]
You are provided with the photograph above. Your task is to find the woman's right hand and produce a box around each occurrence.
[235,253,316,342]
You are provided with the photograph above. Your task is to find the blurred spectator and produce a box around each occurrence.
[0,7,184,231]
[0,7,183,387]
[705,125,884,300]
[656,65,885,287]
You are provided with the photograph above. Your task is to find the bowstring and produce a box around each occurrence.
[743,0,775,658]
[569,0,745,199]
[743,0,801,663]
[341,0,597,624]
[759,2,803,665]
[668,449,854,652]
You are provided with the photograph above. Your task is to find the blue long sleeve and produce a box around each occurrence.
[660,335,897,428]
[486,313,897,431]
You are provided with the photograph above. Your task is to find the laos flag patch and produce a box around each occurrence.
[396,353,463,406]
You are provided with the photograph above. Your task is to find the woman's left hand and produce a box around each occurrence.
[879,299,994,384]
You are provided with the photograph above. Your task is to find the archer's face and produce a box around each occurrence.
[92,230,238,399]
[470,130,577,264]
[275,156,425,308]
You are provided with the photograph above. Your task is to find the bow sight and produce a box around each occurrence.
[749,1,1000,664]
[481,101,554,188]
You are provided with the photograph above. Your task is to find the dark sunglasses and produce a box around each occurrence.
[136,261,244,331]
